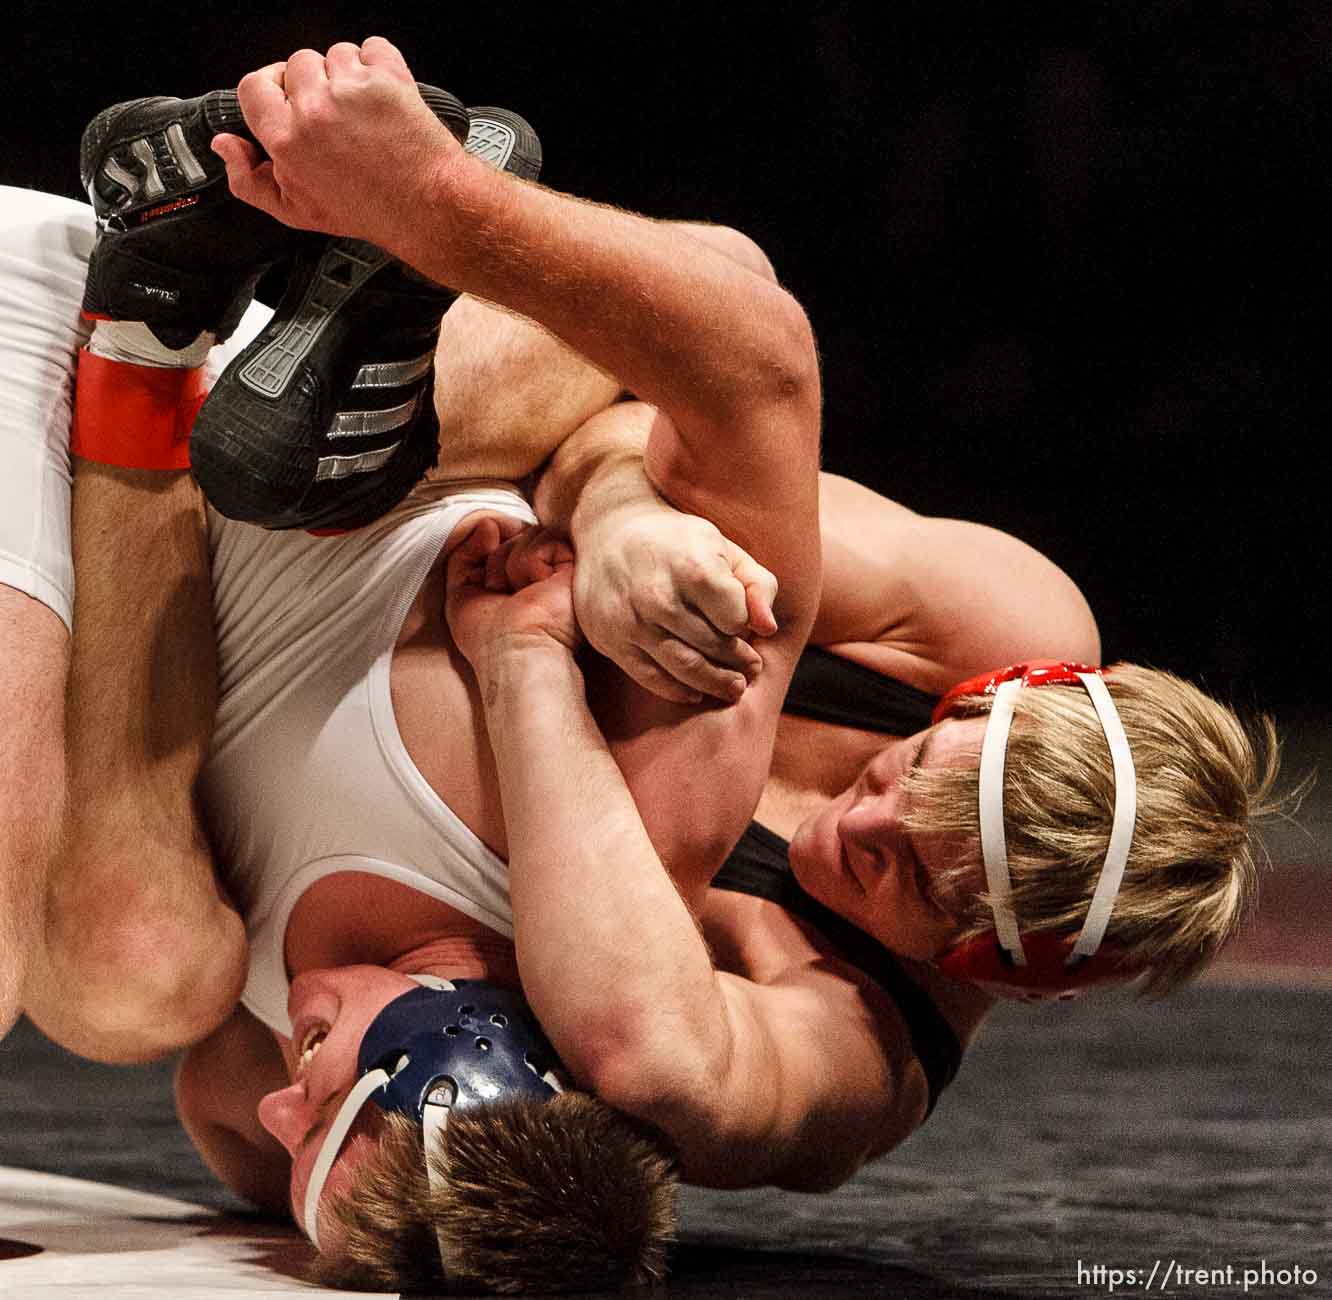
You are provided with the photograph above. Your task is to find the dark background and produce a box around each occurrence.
[7,2,1327,721]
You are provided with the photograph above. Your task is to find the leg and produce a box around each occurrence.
[26,460,246,1063]
[0,187,92,1037]
[0,589,66,1036]
[428,223,778,484]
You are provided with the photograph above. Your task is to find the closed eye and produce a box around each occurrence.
[906,836,949,917]
[902,733,948,916]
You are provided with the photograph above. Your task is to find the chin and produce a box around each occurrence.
[787,820,841,913]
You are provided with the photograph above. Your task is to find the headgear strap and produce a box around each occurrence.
[300,974,565,1254]
[933,660,1141,998]
[976,671,1136,969]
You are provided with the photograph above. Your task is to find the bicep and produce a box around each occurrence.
[590,652,788,904]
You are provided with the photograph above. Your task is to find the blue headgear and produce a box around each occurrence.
[302,976,566,1250]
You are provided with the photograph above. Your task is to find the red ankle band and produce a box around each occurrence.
[71,350,209,470]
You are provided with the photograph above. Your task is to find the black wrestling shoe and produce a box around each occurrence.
[79,85,470,349]
[189,105,541,533]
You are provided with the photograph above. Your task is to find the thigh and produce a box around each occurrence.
[0,584,68,1036]
[25,463,246,1063]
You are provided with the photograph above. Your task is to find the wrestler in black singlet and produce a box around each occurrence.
[713,646,963,1118]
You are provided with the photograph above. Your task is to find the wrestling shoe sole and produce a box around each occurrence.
[189,101,539,532]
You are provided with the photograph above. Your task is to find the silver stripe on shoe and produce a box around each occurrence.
[315,440,402,482]
[113,138,165,202]
[164,122,207,186]
[329,394,420,439]
[102,157,140,202]
[352,353,433,389]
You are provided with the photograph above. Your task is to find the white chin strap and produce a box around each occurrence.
[977,673,1137,967]
[301,975,456,1251]
[297,972,564,1264]
[303,1064,396,1250]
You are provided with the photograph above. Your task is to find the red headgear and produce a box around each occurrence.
[930,661,1140,1001]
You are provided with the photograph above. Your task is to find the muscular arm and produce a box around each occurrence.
[428,220,782,486]
[222,47,822,637]
[223,38,822,892]
[811,473,1101,689]
[455,593,910,1188]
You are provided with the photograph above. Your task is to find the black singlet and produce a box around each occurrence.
[712,646,962,1118]
[785,644,938,735]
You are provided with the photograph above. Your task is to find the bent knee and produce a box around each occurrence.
[32,905,247,1063]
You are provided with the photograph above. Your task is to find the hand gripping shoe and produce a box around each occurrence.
[80,85,470,350]
[189,104,541,532]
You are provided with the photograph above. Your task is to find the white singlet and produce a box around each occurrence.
[0,187,93,628]
[201,481,537,1038]
[0,192,525,1037]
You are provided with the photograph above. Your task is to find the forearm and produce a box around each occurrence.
[475,644,730,1131]
[388,154,818,486]
[476,653,885,1189]
[531,403,653,535]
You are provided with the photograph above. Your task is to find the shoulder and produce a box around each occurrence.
[698,891,947,1183]
[176,1005,291,1213]
[813,472,1101,694]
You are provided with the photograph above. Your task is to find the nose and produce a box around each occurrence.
[838,790,894,846]
[257,1082,314,1156]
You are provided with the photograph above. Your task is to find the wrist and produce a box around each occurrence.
[569,459,662,546]
[474,634,583,699]
[396,147,516,290]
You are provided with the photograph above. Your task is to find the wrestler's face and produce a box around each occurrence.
[257,965,417,1243]
[788,719,985,959]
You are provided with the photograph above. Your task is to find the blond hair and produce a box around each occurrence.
[311,1092,677,1294]
[902,664,1288,996]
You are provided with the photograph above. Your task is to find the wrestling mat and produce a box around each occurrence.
[0,1166,372,1298]
[3,966,1330,1299]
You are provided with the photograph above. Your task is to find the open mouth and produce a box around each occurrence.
[296,1023,329,1078]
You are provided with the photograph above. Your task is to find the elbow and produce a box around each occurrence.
[705,285,820,474]
[569,1011,729,1142]
[764,289,821,426]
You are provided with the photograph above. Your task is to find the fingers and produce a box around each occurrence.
[281,48,330,100]
[653,603,762,675]
[358,35,414,81]
[703,540,777,636]
[234,63,289,142]
[620,647,705,707]
[324,42,366,79]
[503,529,574,589]
[213,134,281,214]
[446,515,504,590]
[660,544,778,643]
[641,632,751,702]
[719,541,779,637]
